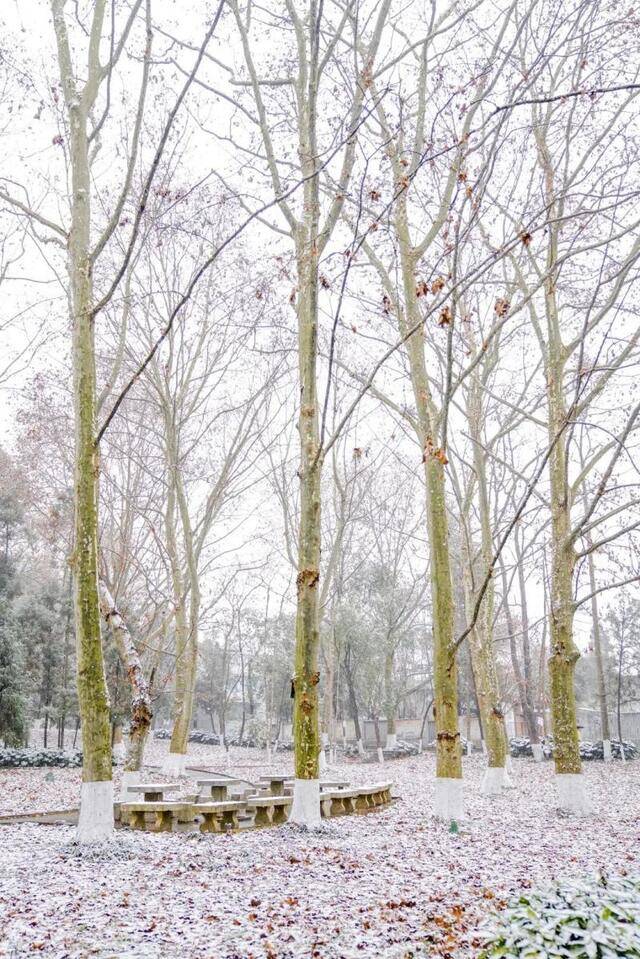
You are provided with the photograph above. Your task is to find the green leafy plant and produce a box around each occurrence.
[480,875,640,958]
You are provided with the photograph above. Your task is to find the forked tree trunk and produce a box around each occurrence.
[99,582,153,794]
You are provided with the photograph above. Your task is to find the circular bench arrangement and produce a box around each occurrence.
[117,779,393,833]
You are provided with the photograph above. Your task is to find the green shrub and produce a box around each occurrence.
[480,875,640,958]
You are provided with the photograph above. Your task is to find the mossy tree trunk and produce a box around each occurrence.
[462,369,507,776]
[53,0,113,811]
[546,317,582,777]
[292,237,322,783]
[394,196,461,785]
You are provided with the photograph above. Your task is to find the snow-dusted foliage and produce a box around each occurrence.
[480,875,640,958]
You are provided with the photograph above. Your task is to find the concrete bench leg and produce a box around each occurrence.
[153,810,173,832]
[330,797,346,817]
[253,807,271,827]
[130,810,146,830]
[372,791,383,806]
[355,795,369,811]
[344,797,357,814]
[200,813,222,834]
[221,810,239,831]
[321,798,332,818]
[272,805,288,825]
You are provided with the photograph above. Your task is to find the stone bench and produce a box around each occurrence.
[120,801,197,832]
[125,783,181,802]
[245,795,292,827]
[193,800,247,833]
[320,782,392,818]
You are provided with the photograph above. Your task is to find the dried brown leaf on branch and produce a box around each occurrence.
[494,297,510,316]
[416,280,430,297]
[438,306,452,327]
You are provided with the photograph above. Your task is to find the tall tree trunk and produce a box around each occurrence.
[162,476,199,775]
[516,545,539,743]
[64,58,113,840]
[462,373,509,793]
[289,4,323,826]
[393,188,462,819]
[99,582,153,794]
[501,561,540,757]
[384,647,397,748]
[586,549,611,758]
[547,366,590,812]
[344,650,364,754]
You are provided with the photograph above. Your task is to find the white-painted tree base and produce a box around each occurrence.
[385,733,397,749]
[603,740,612,763]
[120,769,142,798]
[376,747,384,763]
[481,740,487,756]
[555,773,594,815]
[357,739,366,757]
[318,750,327,774]
[480,765,514,795]
[161,752,187,777]
[289,779,321,828]
[466,743,472,756]
[532,743,544,762]
[77,781,114,842]
[434,777,464,821]
[505,753,514,775]
[112,741,126,763]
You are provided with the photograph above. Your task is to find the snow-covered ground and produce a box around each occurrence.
[1,745,638,958]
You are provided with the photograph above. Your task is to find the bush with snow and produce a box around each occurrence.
[0,747,84,768]
[509,737,638,761]
[480,875,640,958]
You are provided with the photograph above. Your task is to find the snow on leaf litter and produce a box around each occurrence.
[1,742,638,958]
